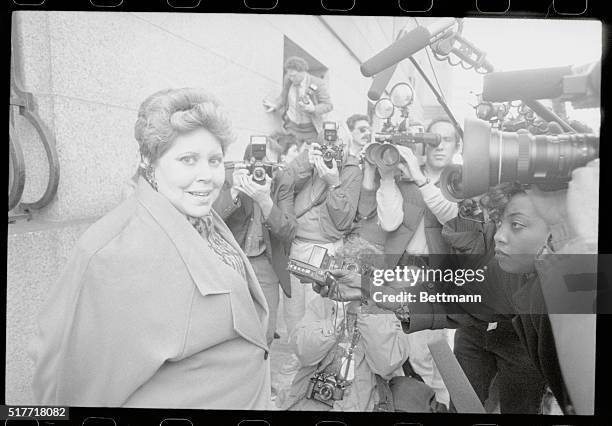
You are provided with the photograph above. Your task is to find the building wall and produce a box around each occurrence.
[7,11,451,403]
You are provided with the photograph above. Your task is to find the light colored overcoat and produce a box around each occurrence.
[30,178,272,409]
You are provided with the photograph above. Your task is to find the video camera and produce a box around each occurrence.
[287,245,360,287]
[440,116,599,201]
[224,136,283,185]
[438,59,600,201]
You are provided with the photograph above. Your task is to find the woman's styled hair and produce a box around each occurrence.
[284,56,309,72]
[479,181,525,223]
[134,88,235,163]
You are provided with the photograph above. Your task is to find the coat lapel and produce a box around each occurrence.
[135,178,269,351]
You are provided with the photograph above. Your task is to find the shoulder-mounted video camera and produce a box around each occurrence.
[439,61,600,201]
[287,245,361,287]
[440,117,599,201]
[224,136,283,185]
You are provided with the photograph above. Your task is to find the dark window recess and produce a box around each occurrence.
[283,36,329,80]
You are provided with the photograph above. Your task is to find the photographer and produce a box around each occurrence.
[349,117,389,252]
[263,56,333,146]
[282,115,363,365]
[369,117,461,406]
[281,238,436,412]
[213,136,297,346]
[275,132,305,166]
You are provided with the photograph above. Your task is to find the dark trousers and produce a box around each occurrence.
[454,321,546,414]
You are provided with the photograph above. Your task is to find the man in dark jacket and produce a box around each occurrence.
[214,140,297,346]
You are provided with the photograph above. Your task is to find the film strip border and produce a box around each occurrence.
[1,406,609,426]
[7,0,602,17]
[5,0,610,425]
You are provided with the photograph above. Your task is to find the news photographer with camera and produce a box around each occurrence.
[263,56,333,147]
[213,134,297,347]
[31,88,272,409]
[349,115,393,252]
[364,117,461,406]
[280,238,445,412]
[281,116,363,373]
[275,132,305,166]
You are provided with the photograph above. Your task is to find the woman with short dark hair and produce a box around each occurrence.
[31,88,272,409]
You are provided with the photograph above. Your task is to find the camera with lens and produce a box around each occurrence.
[225,136,282,185]
[439,61,601,201]
[365,82,441,174]
[287,245,360,286]
[439,117,599,201]
[318,143,344,169]
[306,372,345,407]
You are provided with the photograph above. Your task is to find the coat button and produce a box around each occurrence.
[264,350,269,360]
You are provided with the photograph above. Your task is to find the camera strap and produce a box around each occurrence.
[316,310,360,384]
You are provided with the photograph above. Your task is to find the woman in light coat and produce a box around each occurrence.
[30,88,272,409]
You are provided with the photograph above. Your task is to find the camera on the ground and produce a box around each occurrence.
[306,372,345,407]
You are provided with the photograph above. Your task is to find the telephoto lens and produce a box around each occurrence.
[440,117,599,200]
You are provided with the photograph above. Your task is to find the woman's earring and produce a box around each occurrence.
[140,161,158,191]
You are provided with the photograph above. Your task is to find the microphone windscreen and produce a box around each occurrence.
[361,26,431,77]
[483,66,573,102]
[367,64,398,101]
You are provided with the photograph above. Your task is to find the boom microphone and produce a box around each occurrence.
[367,63,397,101]
[482,65,573,102]
[483,61,601,105]
[360,18,457,77]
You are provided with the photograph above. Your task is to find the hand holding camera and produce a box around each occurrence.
[396,145,427,185]
[311,269,363,302]
[314,155,340,188]
[298,99,316,113]
[307,142,323,166]
[234,172,273,213]
[361,143,378,191]
[230,168,250,200]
